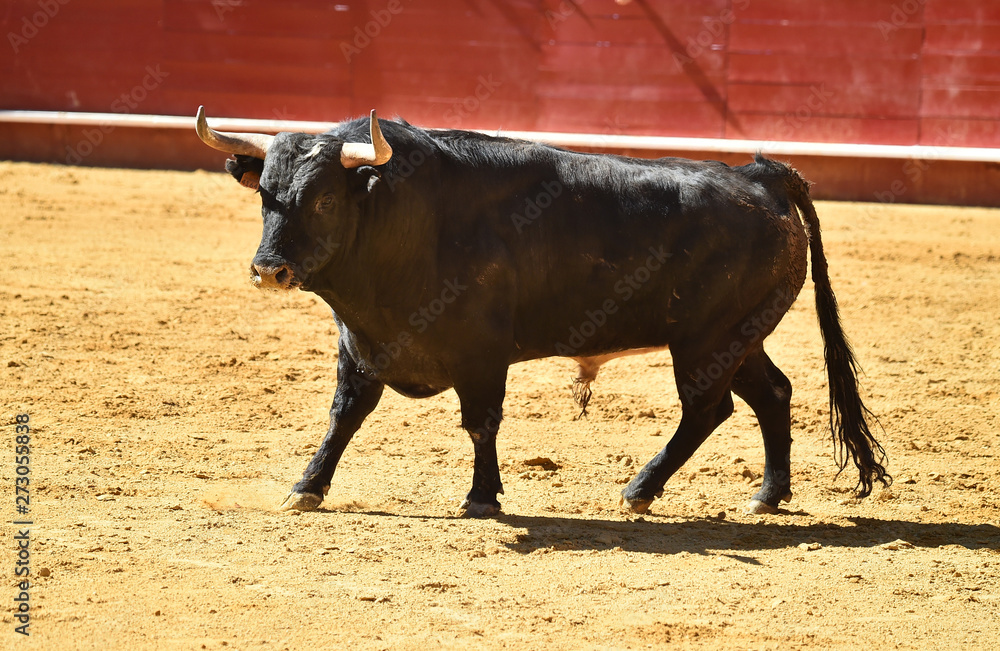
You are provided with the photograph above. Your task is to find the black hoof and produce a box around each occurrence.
[620,486,662,514]
[458,499,501,518]
[745,489,792,515]
[279,491,324,511]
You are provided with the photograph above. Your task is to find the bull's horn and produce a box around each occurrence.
[195,106,274,159]
[340,110,392,168]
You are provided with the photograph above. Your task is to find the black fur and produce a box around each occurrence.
[227,117,888,514]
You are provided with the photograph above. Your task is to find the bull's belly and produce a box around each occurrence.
[510,304,675,363]
[572,346,670,382]
[388,382,451,399]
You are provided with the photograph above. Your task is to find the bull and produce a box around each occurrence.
[195,107,889,516]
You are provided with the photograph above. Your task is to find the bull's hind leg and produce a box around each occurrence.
[280,344,384,511]
[732,348,794,514]
[621,353,738,514]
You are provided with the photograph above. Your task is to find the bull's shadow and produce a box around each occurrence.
[493,514,1000,556]
[358,510,1000,556]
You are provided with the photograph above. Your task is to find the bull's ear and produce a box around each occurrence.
[225,155,265,191]
[352,165,382,195]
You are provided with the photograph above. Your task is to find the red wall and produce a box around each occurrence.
[3,0,1000,147]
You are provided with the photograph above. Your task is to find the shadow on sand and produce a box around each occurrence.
[498,514,1000,556]
[356,509,1000,556]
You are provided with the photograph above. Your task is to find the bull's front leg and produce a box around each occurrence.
[280,344,384,511]
[453,366,508,518]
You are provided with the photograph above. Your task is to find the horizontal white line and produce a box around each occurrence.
[3,110,999,163]
[0,110,331,133]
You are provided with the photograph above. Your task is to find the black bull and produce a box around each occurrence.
[196,110,889,516]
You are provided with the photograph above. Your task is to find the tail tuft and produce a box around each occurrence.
[783,165,891,497]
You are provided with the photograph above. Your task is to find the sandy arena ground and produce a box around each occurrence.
[1,160,999,649]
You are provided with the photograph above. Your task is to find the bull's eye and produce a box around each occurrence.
[315,194,336,212]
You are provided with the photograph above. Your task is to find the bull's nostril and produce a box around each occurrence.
[274,267,290,285]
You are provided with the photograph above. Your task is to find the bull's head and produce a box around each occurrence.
[195,107,392,291]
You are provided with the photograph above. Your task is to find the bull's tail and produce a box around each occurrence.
[782,161,891,497]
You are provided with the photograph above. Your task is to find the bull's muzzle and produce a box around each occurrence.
[250,263,300,291]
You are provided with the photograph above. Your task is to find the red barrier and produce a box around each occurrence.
[2,1,999,147]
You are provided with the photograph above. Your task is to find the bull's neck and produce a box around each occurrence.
[312,176,440,336]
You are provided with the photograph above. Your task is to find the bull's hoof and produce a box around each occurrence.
[744,499,779,515]
[457,499,501,518]
[745,492,791,515]
[623,497,653,514]
[279,491,324,511]
[619,493,657,514]
[620,488,662,514]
